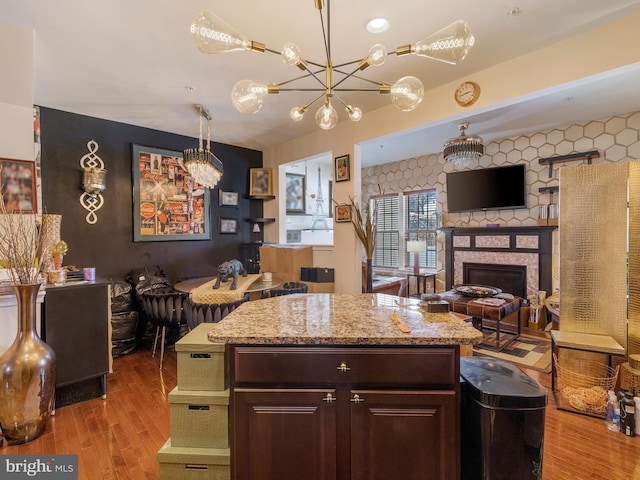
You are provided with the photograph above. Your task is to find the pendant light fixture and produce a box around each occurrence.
[190,1,475,130]
[443,122,484,167]
[183,105,224,189]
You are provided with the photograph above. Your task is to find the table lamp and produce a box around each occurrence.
[407,240,426,275]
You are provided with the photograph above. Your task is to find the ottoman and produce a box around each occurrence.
[440,291,522,351]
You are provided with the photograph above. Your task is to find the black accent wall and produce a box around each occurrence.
[39,107,263,283]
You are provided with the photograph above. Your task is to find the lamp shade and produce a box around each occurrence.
[406,240,426,252]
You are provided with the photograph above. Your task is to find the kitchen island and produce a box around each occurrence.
[159,293,483,480]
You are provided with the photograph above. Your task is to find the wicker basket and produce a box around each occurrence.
[553,353,620,416]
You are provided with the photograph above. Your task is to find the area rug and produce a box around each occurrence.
[473,330,552,373]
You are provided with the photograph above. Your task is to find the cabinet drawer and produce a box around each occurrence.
[232,346,457,388]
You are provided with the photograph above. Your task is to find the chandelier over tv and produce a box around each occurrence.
[190,1,475,130]
[443,122,484,167]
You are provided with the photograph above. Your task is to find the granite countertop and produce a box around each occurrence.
[207,293,483,346]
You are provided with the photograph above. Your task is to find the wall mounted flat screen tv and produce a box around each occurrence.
[446,164,527,213]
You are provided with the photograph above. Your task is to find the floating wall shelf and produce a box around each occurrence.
[539,150,600,177]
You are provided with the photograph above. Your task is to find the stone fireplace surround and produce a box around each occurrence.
[442,226,556,301]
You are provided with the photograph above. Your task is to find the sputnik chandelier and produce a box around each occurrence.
[190,0,475,130]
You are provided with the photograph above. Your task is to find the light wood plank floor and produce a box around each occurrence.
[1,346,639,479]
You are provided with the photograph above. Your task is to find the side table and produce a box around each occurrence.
[550,330,625,417]
[406,271,436,298]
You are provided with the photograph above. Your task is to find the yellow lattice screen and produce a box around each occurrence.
[559,162,628,349]
[629,161,640,356]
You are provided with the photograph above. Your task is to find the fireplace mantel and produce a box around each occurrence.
[441,226,556,298]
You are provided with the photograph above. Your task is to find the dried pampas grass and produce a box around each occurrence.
[0,193,45,285]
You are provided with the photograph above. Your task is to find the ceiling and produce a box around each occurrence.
[2,0,640,167]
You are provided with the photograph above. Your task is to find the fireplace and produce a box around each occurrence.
[463,262,527,298]
[443,226,555,300]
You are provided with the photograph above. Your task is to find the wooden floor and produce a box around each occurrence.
[2,346,639,480]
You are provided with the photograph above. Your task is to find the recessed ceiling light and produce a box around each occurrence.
[366,17,390,34]
[507,7,521,18]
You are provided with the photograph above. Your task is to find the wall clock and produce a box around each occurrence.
[454,81,480,107]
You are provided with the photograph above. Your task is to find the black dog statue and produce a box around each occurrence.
[213,259,247,290]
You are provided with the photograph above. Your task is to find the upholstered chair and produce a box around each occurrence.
[184,294,250,330]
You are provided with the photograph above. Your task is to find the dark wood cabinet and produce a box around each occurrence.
[231,345,459,480]
[233,388,337,480]
[350,390,457,480]
[41,282,110,399]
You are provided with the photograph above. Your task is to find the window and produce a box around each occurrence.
[370,189,438,270]
[371,194,399,268]
[404,189,438,269]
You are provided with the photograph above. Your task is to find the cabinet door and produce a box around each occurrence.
[233,388,337,480]
[350,390,457,480]
[42,283,110,386]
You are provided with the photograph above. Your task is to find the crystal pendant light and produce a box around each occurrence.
[443,122,484,167]
[183,106,224,189]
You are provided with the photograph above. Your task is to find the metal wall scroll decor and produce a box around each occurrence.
[79,139,107,224]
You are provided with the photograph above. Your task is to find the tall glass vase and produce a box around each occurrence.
[0,284,56,445]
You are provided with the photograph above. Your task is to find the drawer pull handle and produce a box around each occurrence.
[323,393,336,403]
[350,394,364,404]
[337,362,351,372]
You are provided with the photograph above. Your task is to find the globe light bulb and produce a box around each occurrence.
[231,80,268,114]
[315,101,338,130]
[367,44,387,67]
[413,20,475,65]
[190,10,251,54]
[281,43,301,65]
[390,76,424,111]
[290,106,307,122]
[346,106,362,122]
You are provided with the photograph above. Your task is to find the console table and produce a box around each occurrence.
[41,281,111,408]
[550,330,625,417]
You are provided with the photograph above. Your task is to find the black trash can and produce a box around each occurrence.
[460,357,547,480]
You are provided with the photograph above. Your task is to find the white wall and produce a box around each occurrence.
[0,19,34,161]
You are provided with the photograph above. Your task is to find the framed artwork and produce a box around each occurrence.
[219,217,238,234]
[335,204,352,223]
[334,154,350,182]
[131,144,210,242]
[249,168,273,196]
[0,158,37,213]
[285,173,306,214]
[219,189,239,207]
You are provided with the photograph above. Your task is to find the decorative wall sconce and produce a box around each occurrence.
[79,139,106,224]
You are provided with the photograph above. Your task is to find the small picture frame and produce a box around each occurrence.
[0,158,37,213]
[219,189,239,207]
[334,154,350,182]
[285,173,306,214]
[249,168,273,196]
[335,204,352,223]
[219,217,238,234]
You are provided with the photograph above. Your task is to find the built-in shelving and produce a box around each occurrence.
[246,195,275,201]
[244,217,275,223]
